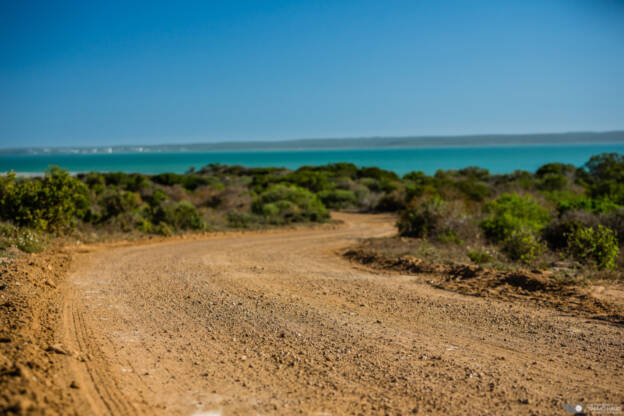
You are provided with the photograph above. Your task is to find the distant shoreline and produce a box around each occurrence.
[2,143,624,177]
[2,130,624,155]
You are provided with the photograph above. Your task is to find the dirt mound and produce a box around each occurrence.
[344,248,623,322]
[502,272,553,291]
[0,247,74,415]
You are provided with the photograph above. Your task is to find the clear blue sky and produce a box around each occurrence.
[1,0,623,148]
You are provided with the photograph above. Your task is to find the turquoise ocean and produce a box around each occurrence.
[2,144,624,176]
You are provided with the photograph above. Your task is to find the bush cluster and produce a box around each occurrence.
[394,153,624,271]
[0,167,88,231]
[480,194,550,242]
[252,184,329,224]
[565,225,619,270]
[0,152,623,275]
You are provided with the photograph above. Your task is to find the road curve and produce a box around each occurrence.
[57,213,622,415]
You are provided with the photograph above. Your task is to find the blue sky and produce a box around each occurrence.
[1,0,623,148]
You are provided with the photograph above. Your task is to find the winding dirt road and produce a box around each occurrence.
[56,213,622,415]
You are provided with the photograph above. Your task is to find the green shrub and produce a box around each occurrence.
[397,198,447,238]
[458,166,490,180]
[126,174,151,192]
[167,201,205,230]
[358,167,399,181]
[107,211,144,232]
[481,193,550,242]
[603,209,624,243]
[456,179,491,202]
[397,198,473,242]
[467,250,492,264]
[352,184,372,207]
[155,222,173,236]
[103,172,131,186]
[253,184,328,223]
[318,189,357,209]
[0,223,13,251]
[14,229,47,253]
[151,172,184,187]
[585,153,624,181]
[136,219,153,233]
[437,230,462,245]
[374,189,406,212]
[360,177,398,193]
[285,170,333,193]
[403,171,433,183]
[585,153,624,203]
[565,225,619,269]
[296,163,358,179]
[556,197,619,215]
[405,183,437,203]
[101,190,142,220]
[537,174,569,191]
[503,229,545,264]
[541,210,599,250]
[0,223,46,253]
[536,162,576,178]
[83,172,106,188]
[0,167,89,231]
[500,170,537,190]
[147,189,168,206]
[227,211,262,228]
[261,203,280,217]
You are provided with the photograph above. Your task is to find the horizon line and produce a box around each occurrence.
[2,129,624,153]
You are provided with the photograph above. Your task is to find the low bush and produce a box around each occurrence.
[404,183,437,203]
[352,184,373,207]
[503,229,546,264]
[374,189,406,212]
[226,211,263,228]
[602,209,624,243]
[437,230,463,245]
[467,249,492,264]
[253,184,329,223]
[358,167,399,182]
[102,172,131,186]
[13,229,47,253]
[397,198,449,238]
[536,162,577,178]
[537,174,569,192]
[165,201,206,231]
[284,170,333,193]
[136,218,153,233]
[480,193,550,242]
[107,211,145,232]
[101,190,142,220]
[585,153,624,203]
[456,179,491,201]
[542,210,600,250]
[318,189,358,209]
[458,166,490,180]
[0,167,89,231]
[397,198,474,244]
[0,223,46,253]
[556,197,620,215]
[565,225,619,270]
[154,222,173,236]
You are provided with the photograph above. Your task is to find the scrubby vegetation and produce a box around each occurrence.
[391,153,623,275]
[0,153,623,277]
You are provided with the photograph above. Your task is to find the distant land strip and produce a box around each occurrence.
[2,131,624,155]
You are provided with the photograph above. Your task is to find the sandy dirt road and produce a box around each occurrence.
[56,213,622,415]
